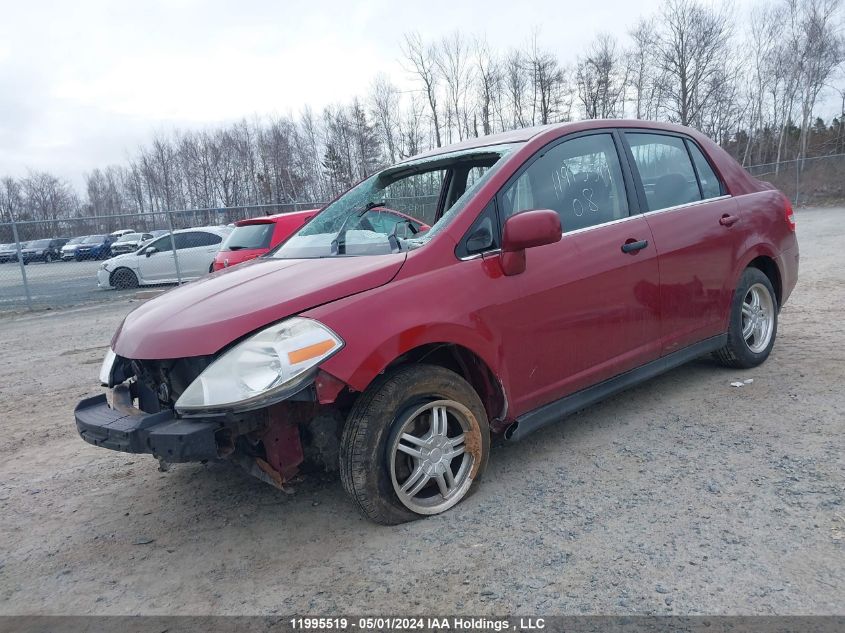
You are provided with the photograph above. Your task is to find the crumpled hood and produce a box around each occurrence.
[112,254,406,359]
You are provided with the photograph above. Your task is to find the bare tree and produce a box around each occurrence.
[369,74,402,163]
[401,32,443,148]
[475,37,502,135]
[628,18,661,119]
[654,0,734,126]
[576,33,628,119]
[526,33,566,125]
[795,0,845,162]
[435,32,474,142]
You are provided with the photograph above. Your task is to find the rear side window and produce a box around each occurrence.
[224,224,274,250]
[499,133,629,233]
[175,232,222,249]
[626,133,701,211]
[687,142,723,199]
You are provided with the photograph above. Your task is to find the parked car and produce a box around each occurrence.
[110,229,135,238]
[0,243,19,263]
[77,120,799,524]
[97,226,232,289]
[211,209,320,272]
[74,234,115,261]
[110,232,154,256]
[20,238,68,264]
[61,236,90,260]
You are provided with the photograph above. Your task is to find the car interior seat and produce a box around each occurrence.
[652,173,696,210]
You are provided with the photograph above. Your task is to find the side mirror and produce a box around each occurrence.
[500,209,562,276]
[144,246,157,258]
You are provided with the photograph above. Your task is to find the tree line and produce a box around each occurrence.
[1,0,843,230]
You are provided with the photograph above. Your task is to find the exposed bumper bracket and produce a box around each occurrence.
[74,394,220,462]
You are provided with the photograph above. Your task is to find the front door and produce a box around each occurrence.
[497,132,662,416]
[172,231,223,279]
[137,235,176,283]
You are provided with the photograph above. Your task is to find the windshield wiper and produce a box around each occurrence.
[330,200,385,255]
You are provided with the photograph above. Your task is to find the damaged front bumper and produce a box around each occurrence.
[74,394,221,462]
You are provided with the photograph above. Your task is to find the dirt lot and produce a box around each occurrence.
[0,207,842,616]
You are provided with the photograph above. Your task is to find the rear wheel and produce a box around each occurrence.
[110,267,139,290]
[714,267,778,368]
[44,253,53,263]
[340,364,490,524]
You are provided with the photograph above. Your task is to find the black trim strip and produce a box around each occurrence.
[506,334,727,441]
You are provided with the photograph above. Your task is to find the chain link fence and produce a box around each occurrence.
[1,153,843,314]
[0,202,323,313]
[745,153,845,206]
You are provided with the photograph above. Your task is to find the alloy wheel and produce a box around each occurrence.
[389,400,478,515]
[741,282,775,353]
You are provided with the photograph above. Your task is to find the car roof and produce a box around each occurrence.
[398,119,708,163]
[235,209,320,227]
[172,225,232,235]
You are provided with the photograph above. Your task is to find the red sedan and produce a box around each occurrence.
[77,120,798,524]
[211,209,320,272]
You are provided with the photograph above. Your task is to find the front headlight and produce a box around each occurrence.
[175,317,343,414]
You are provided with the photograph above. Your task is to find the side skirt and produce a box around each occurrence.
[506,334,727,441]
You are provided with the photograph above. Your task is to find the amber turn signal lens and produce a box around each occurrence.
[287,339,337,364]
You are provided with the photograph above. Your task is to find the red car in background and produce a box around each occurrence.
[212,209,320,271]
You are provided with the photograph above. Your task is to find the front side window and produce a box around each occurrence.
[500,133,629,233]
[271,145,514,259]
[147,235,174,253]
[626,133,701,211]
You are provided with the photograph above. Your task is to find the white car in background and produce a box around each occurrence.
[97,226,232,290]
[109,231,154,256]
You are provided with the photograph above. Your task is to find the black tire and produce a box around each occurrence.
[714,267,778,369]
[44,253,53,263]
[110,267,139,290]
[340,364,490,525]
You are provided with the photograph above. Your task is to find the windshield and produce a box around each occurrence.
[85,235,107,243]
[271,144,514,259]
[117,233,141,242]
[29,239,51,248]
[223,223,274,250]
[66,236,86,245]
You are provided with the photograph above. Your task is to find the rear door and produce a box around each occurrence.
[621,131,746,353]
[496,131,662,414]
[173,231,224,278]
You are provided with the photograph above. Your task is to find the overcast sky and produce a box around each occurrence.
[1,0,834,189]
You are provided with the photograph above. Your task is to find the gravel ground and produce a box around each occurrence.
[0,207,842,615]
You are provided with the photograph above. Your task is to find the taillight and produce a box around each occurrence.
[783,196,796,232]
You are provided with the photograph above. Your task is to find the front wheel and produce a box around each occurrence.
[714,267,778,368]
[340,364,490,524]
[110,267,139,290]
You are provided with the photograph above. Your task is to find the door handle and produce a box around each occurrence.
[621,239,649,254]
[719,214,739,227]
